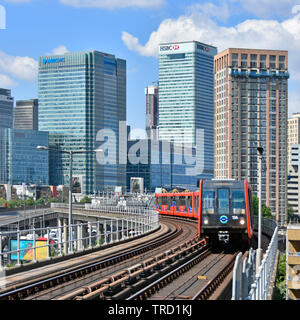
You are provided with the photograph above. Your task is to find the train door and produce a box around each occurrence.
[160,195,170,214]
[176,196,184,217]
[169,195,176,215]
[187,195,193,218]
[194,193,199,219]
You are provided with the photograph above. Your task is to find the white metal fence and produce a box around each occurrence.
[0,206,159,270]
[232,216,278,300]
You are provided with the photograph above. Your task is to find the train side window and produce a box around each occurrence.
[161,197,168,205]
[232,190,246,214]
[176,196,185,206]
[157,197,161,206]
[218,189,229,214]
[194,196,199,213]
[186,196,192,211]
[203,190,215,214]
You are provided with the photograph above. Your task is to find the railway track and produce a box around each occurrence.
[124,250,238,301]
[0,217,199,300]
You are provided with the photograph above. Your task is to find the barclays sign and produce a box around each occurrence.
[43,57,65,64]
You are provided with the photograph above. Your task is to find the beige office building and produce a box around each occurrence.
[288,113,300,165]
[214,48,289,226]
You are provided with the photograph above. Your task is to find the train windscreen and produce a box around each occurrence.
[218,189,229,214]
[202,190,215,214]
[232,190,246,214]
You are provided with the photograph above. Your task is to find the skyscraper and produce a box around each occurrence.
[0,88,13,129]
[158,41,217,181]
[158,41,217,146]
[145,85,159,140]
[38,51,126,194]
[14,99,38,130]
[214,48,289,225]
[0,128,49,186]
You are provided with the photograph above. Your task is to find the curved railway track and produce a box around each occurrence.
[0,216,243,301]
[0,217,199,300]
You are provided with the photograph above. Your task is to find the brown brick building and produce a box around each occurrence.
[214,48,289,225]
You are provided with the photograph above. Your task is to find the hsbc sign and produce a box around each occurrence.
[160,44,180,51]
[159,42,216,56]
[197,44,210,52]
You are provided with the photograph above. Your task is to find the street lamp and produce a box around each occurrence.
[256,146,264,271]
[37,146,103,253]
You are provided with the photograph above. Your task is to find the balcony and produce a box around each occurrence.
[228,68,289,79]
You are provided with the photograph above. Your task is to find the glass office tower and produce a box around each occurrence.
[0,88,13,129]
[0,129,49,185]
[126,139,198,192]
[38,51,126,194]
[158,41,217,180]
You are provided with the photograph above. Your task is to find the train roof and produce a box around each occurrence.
[203,179,246,188]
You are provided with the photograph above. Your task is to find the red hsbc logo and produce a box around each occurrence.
[173,45,180,50]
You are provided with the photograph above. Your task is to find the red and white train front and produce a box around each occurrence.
[155,179,253,246]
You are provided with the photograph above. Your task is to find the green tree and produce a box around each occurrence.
[252,195,258,216]
[252,195,274,219]
[0,198,7,207]
[25,197,35,206]
[80,196,92,203]
[273,254,286,300]
[36,198,45,206]
[7,199,20,208]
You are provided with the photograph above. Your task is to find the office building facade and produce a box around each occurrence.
[38,51,126,194]
[158,41,217,180]
[214,48,289,225]
[158,41,217,145]
[0,128,49,186]
[14,99,38,130]
[145,85,159,140]
[288,113,300,165]
[288,144,300,215]
[126,139,199,192]
[0,88,13,129]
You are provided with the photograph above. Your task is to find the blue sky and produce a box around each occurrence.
[0,0,299,131]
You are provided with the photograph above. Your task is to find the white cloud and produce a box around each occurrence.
[0,74,17,88]
[122,10,300,79]
[49,45,69,55]
[59,0,165,9]
[122,7,300,116]
[186,2,231,23]
[292,5,300,14]
[0,51,38,82]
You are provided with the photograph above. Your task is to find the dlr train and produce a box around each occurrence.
[155,179,254,247]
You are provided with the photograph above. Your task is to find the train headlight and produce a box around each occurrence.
[204,218,209,225]
[240,218,245,225]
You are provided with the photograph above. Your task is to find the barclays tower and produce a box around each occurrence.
[38,51,126,194]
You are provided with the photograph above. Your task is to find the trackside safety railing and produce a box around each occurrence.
[232,217,278,300]
[0,206,159,270]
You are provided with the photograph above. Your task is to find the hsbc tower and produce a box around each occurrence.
[158,41,217,179]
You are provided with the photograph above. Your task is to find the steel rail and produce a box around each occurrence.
[0,221,186,300]
[191,251,239,300]
[126,243,210,300]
